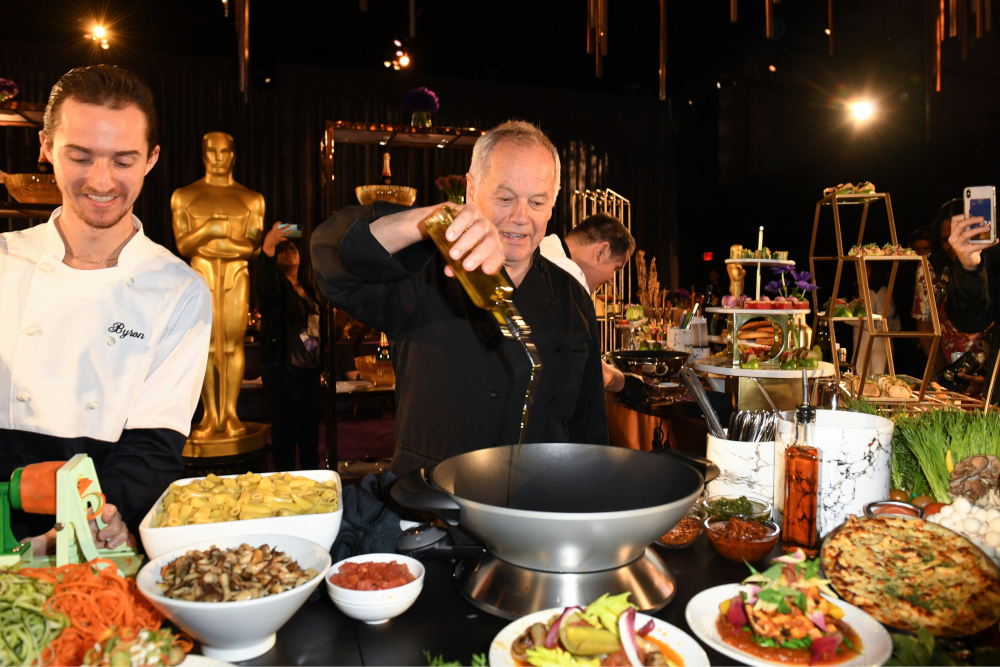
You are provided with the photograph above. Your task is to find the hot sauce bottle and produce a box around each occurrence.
[782,372,819,556]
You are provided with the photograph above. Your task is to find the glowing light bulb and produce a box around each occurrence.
[396,50,403,57]
[384,61,391,67]
[93,26,106,38]
[849,100,874,122]
[768,65,776,72]
[394,39,402,47]
[399,55,410,67]
[101,42,109,49]
[824,28,831,35]
[716,82,721,88]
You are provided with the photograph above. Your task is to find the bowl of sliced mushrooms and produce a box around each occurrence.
[136,535,331,662]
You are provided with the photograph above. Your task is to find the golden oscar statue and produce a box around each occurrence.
[172,132,268,457]
[727,244,747,297]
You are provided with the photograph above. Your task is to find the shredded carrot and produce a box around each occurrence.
[20,559,192,666]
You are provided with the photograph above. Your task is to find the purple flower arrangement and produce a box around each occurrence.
[0,78,19,103]
[402,87,439,114]
[435,174,467,204]
[765,266,819,299]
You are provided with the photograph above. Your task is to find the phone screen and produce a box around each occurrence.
[969,197,993,241]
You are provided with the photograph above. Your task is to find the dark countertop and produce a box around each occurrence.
[241,534,768,666]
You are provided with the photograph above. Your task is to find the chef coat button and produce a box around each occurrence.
[124,277,134,286]
[39,262,52,272]
[25,326,39,336]
[16,393,29,402]
[105,337,116,346]
[87,401,99,410]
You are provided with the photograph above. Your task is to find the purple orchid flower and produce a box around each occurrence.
[771,265,794,275]
[795,280,819,291]
[764,280,784,293]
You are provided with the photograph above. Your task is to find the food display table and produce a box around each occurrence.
[240,533,767,666]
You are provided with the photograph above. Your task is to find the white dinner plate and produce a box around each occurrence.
[685,584,892,667]
[179,655,235,667]
[489,607,709,666]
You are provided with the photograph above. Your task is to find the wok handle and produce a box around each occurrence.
[390,468,462,526]
[652,447,720,483]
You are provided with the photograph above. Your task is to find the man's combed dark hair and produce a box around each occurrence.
[567,212,635,258]
[43,65,158,153]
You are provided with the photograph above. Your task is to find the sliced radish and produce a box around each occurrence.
[726,595,748,628]
[618,607,643,667]
[807,611,828,632]
[810,632,843,666]
[544,606,581,649]
[744,585,761,604]
[774,549,806,565]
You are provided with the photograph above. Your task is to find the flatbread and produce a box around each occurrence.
[821,515,1000,636]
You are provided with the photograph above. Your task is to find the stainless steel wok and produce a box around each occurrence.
[391,443,704,573]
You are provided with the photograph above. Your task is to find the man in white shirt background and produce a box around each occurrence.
[538,212,635,392]
[0,65,211,551]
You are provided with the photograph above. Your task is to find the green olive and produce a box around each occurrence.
[740,359,760,370]
[798,357,819,368]
[779,360,798,370]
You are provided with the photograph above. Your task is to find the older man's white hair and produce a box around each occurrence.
[468,120,561,196]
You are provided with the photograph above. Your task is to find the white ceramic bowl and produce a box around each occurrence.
[139,470,342,559]
[326,553,425,624]
[136,534,331,662]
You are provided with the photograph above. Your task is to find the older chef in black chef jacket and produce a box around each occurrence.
[0,66,211,550]
[312,121,608,475]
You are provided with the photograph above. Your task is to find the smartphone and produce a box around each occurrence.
[279,222,303,239]
[964,186,996,244]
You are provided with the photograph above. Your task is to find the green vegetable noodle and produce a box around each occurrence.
[0,571,69,667]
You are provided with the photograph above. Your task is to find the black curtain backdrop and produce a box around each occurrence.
[1,41,676,293]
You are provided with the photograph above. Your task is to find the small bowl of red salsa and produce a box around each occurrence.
[705,517,780,563]
[326,554,425,624]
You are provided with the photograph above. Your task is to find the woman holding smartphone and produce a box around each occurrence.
[257,221,322,470]
[945,193,999,402]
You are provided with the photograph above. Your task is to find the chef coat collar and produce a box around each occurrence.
[43,206,146,270]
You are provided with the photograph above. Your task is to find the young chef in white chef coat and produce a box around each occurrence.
[0,65,211,552]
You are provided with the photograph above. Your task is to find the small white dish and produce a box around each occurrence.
[488,607,709,666]
[326,553,425,624]
[656,381,680,388]
[685,583,892,667]
[136,534,331,663]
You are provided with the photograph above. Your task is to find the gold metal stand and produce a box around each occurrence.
[571,188,632,353]
[808,192,942,401]
[181,423,268,458]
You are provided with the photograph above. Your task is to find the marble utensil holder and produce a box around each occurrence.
[706,434,776,510]
[774,409,893,537]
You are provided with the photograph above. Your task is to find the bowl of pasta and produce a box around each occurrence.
[139,469,343,560]
[136,534,332,662]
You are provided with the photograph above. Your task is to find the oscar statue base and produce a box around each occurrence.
[182,422,268,458]
[181,423,270,478]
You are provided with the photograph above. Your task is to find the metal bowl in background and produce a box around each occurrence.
[355,184,417,206]
[610,350,688,381]
[3,173,62,204]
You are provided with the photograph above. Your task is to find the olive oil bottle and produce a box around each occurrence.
[422,205,542,507]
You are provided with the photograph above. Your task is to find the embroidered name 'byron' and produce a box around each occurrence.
[108,322,146,340]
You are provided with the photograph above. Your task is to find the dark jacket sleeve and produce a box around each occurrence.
[946,249,1000,334]
[310,203,436,338]
[98,427,186,531]
[567,297,610,445]
[256,251,282,309]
